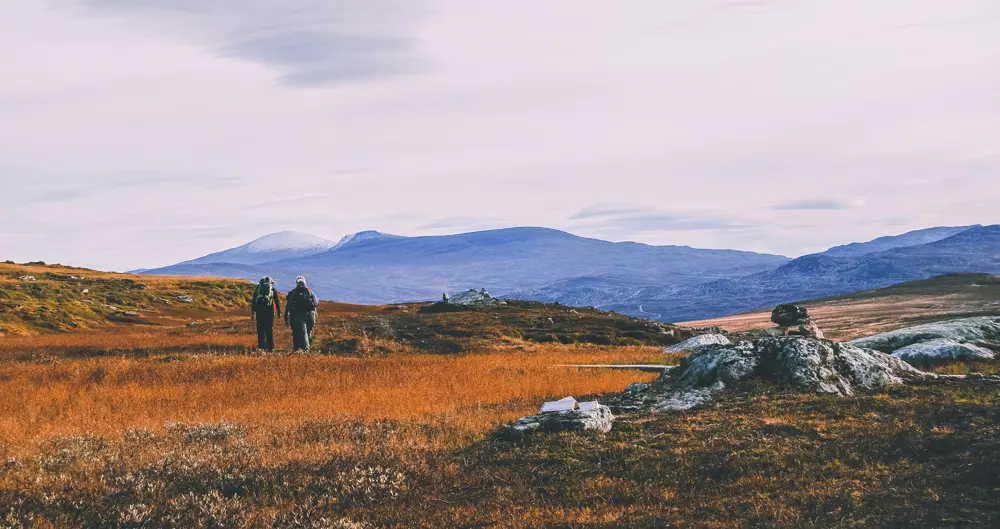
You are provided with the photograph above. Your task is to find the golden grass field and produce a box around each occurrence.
[2,265,1000,527]
[0,345,671,457]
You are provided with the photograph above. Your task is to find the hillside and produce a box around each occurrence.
[141,227,789,304]
[0,262,689,359]
[0,262,250,335]
[683,273,1000,340]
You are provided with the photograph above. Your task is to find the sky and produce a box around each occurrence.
[2,0,999,271]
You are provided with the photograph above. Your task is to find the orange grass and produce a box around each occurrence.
[0,330,255,359]
[0,345,667,456]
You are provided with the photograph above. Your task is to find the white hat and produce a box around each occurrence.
[295,276,307,287]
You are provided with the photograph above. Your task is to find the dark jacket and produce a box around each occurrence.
[285,286,319,318]
[250,284,281,317]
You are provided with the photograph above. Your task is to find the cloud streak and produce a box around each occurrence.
[773,197,868,211]
[76,0,426,86]
[569,204,752,234]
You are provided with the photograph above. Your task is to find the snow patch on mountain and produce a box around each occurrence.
[245,231,338,253]
[333,230,396,249]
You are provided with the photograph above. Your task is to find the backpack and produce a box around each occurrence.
[292,286,316,311]
[254,283,275,310]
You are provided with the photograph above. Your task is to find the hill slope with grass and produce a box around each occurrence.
[0,262,251,335]
[684,273,1000,340]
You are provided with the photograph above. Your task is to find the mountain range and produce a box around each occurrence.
[138,224,1000,322]
[139,227,788,306]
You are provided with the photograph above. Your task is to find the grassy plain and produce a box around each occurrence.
[2,265,1000,527]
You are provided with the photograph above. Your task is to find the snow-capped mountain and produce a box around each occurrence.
[175,231,340,266]
[332,230,399,250]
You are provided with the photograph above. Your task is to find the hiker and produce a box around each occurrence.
[285,275,319,351]
[250,276,281,351]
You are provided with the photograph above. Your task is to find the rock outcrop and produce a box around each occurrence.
[448,288,502,306]
[850,317,1000,358]
[891,339,995,361]
[503,404,615,439]
[619,337,927,412]
[665,334,731,353]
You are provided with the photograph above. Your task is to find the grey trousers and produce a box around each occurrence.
[290,311,317,351]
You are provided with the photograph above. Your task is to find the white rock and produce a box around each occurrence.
[665,334,732,353]
[505,405,615,438]
[448,289,499,306]
[891,339,995,361]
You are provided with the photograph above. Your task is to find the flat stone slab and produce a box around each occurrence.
[665,334,731,353]
[558,364,677,373]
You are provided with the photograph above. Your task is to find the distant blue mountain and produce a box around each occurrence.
[820,225,976,258]
[596,225,1000,322]
[141,224,1000,323]
[140,227,789,303]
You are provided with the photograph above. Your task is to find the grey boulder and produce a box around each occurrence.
[623,337,928,411]
[891,339,995,361]
[850,317,1000,353]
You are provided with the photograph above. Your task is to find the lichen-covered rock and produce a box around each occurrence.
[449,289,501,306]
[619,337,929,411]
[665,334,731,353]
[850,317,1000,353]
[891,339,996,361]
[504,405,615,438]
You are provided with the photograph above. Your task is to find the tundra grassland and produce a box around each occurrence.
[2,265,1000,527]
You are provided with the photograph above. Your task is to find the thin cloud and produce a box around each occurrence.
[417,216,508,231]
[569,204,652,220]
[773,197,868,211]
[570,205,752,233]
[75,0,426,86]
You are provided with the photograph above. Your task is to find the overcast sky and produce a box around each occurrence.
[2,0,999,270]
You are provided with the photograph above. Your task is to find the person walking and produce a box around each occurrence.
[285,275,319,352]
[250,276,280,351]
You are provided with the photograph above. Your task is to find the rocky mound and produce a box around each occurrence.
[850,316,1000,361]
[620,336,928,412]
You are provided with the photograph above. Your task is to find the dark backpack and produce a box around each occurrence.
[254,283,275,310]
[292,287,316,311]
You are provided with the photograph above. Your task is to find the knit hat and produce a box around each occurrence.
[295,276,307,287]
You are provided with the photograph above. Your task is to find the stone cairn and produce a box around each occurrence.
[761,304,825,339]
